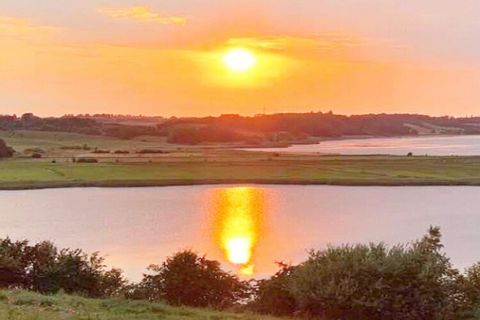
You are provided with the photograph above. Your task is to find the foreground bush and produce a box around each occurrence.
[4,228,480,319]
[250,263,296,316]
[132,250,249,309]
[253,227,474,320]
[0,238,126,297]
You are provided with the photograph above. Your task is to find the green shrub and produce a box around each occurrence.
[138,250,249,309]
[459,262,480,315]
[249,263,296,316]
[287,227,464,320]
[0,238,127,298]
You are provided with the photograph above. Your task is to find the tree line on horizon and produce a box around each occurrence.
[2,227,480,319]
[1,112,480,143]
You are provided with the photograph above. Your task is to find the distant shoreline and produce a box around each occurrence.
[241,133,480,151]
[3,179,480,191]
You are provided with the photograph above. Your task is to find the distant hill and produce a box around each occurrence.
[2,112,480,145]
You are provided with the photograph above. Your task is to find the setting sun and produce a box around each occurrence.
[223,48,257,73]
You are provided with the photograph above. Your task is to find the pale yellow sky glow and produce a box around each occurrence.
[97,6,187,25]
[0,0,479,117]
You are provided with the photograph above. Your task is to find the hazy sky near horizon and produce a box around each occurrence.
[1,0,480,117]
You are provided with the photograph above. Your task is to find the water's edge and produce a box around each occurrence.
[2,178,480,191]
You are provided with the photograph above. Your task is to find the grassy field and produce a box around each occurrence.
[3,130,480,189]
[3,152,480,189]
[0,130,178,155]
[0,290,278,320]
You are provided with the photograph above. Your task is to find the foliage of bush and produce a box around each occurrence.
[249,263,296,316]
[133,250,249,309]
[3,229,480,319]
[0,238,126,298]
[252,227,474,320]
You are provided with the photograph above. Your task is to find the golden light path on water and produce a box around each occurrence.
[212,187,264,276]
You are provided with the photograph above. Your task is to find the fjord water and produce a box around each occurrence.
[1,185,479,280]
[246,135,480,155]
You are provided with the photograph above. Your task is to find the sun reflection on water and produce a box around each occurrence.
[212,187,264,276]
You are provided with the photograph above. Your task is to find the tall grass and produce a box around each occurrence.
[0,290,284,320]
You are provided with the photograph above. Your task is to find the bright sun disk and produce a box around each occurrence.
[223,48,257,73]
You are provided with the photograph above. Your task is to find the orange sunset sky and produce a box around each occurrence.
[1,0,480,117]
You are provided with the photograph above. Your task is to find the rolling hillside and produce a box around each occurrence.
[0,290,281,320]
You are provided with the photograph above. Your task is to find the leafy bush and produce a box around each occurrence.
[458,263,480,316]
[277,227,465,320]
[5,229,480,318]
[249,263,296,316]
[0,238,126,298]
[138,250,249,308]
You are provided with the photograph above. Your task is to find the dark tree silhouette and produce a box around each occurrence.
[139,250,249,308]
[0,139,14,158]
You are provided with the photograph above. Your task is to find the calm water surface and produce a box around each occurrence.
[245,135,480,155]
[1,185,479,280]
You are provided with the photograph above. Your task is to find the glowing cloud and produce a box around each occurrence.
[0,16,58,35]
[98,6,187,25]
[194,41,296,89]
[224,34,363,55]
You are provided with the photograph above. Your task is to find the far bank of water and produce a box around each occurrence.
[244,135,480,155]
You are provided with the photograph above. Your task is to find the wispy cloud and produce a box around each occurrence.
[0,16,58,35]
[221,34,369,60]
[98,6,187,25]
[225,34,363,52]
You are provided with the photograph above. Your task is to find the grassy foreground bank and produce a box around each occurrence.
[3,153,480,189]
[0,290,276,320]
